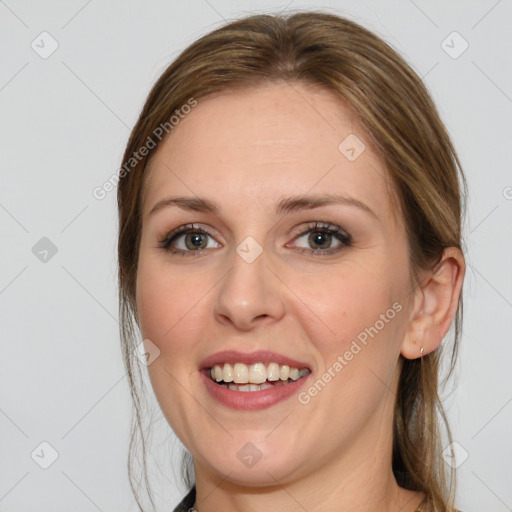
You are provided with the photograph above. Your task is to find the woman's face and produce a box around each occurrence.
[136,81,415,486]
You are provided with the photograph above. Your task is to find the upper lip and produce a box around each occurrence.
[199,350,311,370]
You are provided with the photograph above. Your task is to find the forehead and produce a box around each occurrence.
[142,81,394,221]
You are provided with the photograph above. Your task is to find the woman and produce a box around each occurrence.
[117,11,466,512]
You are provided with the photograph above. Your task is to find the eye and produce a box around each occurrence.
[288,222,352,256]
[158,223,221,255]
[158,221,352,257]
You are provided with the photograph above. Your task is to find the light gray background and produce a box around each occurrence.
[1,1,511,511]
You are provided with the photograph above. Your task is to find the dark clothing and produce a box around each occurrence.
[172,486,196,512]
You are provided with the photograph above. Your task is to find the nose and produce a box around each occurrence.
[213,245,286,331]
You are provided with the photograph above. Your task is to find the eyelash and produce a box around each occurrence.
[157,222,352,257]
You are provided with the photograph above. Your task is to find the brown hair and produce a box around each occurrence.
[117,10,466,511]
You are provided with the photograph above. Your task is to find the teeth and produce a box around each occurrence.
[223,363,234,382]
[267,362,280,381]
[208,362,310,385]
[233,362,249,383]
[249,362,266,384]
[221,381,284,392]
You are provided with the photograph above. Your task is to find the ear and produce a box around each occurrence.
[401,247,465,359]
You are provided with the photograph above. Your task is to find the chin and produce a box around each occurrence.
[195,437,306,487]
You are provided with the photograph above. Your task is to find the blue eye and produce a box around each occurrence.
[158,222,352,257]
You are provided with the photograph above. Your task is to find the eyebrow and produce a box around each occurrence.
[148,193,377,219]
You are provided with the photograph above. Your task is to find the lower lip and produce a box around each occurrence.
[200,370,311,410]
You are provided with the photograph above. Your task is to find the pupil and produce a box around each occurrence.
[309,231,331,249]
[187,233,206,249]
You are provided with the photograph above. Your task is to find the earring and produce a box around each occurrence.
[420,346,424,356]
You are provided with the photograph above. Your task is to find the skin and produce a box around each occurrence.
[135,81,465,512]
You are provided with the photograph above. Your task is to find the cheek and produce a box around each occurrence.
[135,255,205,345]
[290,260,408,422]
[296,258,403,355]
[135,255,219,405]
[135,259,210,444]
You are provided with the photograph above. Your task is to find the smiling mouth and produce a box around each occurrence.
[207,362,311,392]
